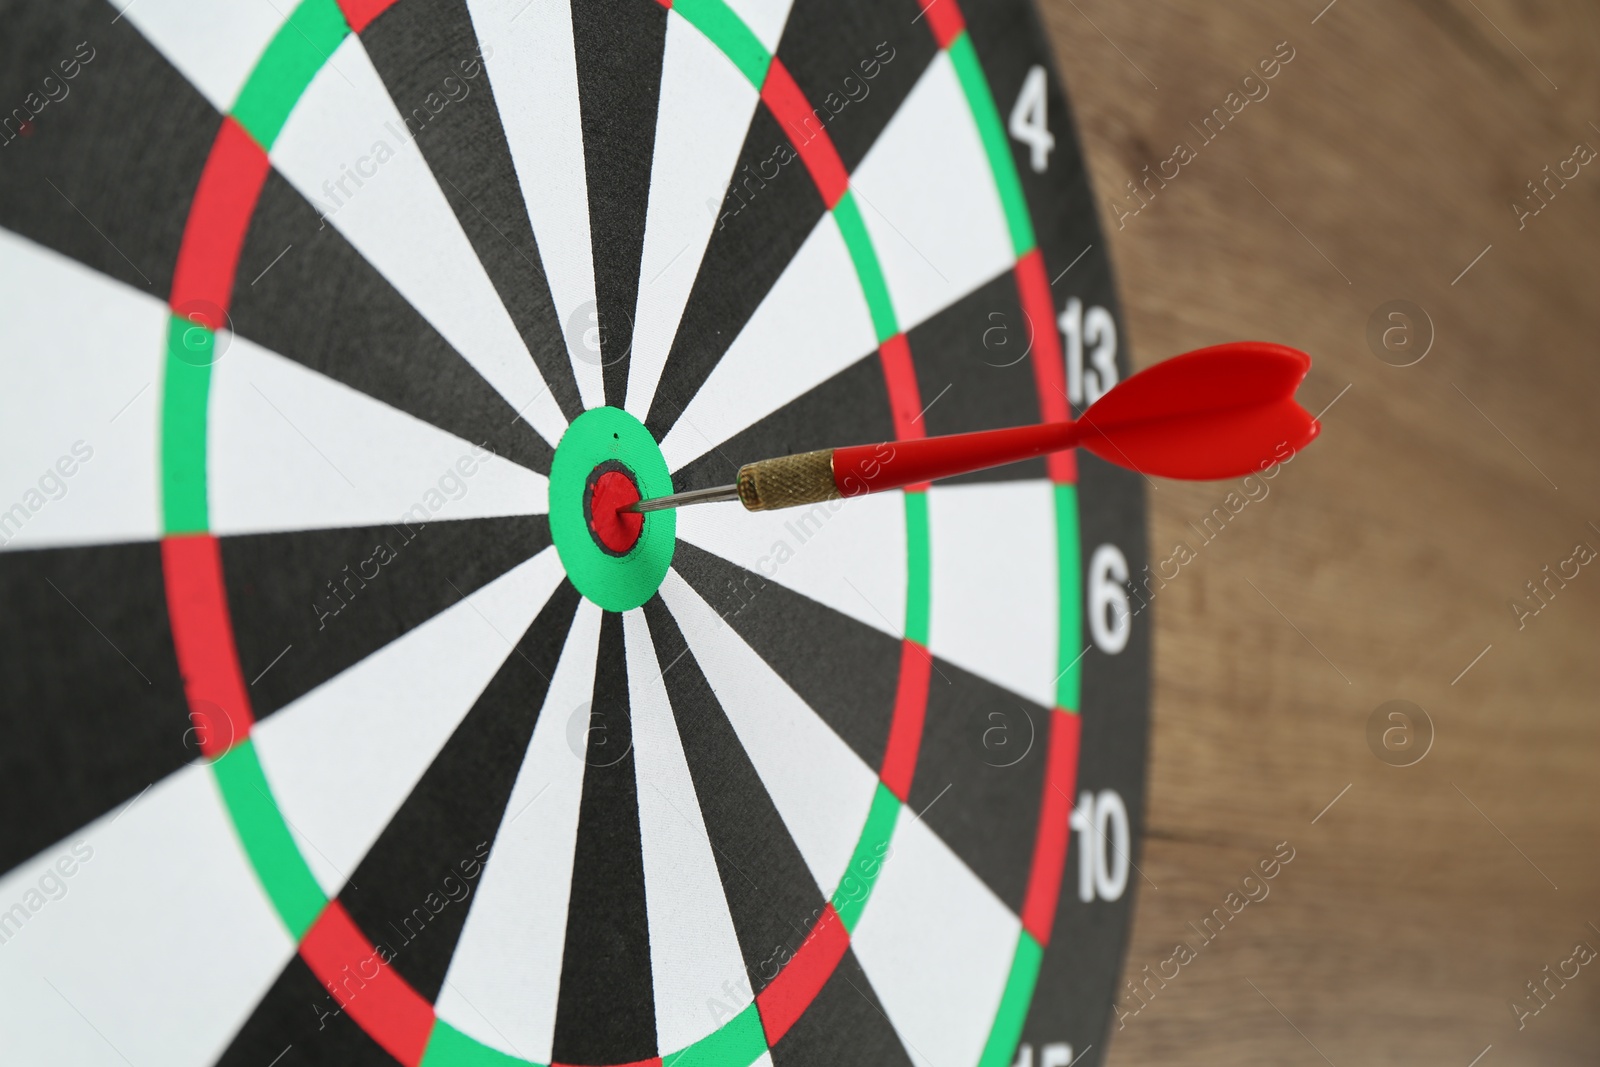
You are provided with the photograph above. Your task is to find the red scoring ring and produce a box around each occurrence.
[584,464,644,555]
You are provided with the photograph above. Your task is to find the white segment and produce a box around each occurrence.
[657,570,878,894]
[625,610,751,1050]
[0,232,164,551]
[927,481,1058,707]
[723,0,795,53]
[0,764,293,1067]
[658,216,876,472]
[435,599,603,1063]
[676,489,906,640]
[209,333,547,538]
[119,0,282,113]
[850,810,1020,1067]
[467,0,604,410]
[849,51,1014,333]
[270,35,567,449]
[624,13,762,422]
[253,547,566,896]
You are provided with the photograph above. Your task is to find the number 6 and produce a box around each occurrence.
[1088,543,1131,654]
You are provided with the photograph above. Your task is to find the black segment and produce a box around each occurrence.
[906,268,1048,484]
[233,172,551,473]
[572,0,667,407]
[769,947,915,1067]
[671,540,899,774]
[360,0,585,423]
[338,580,581,1001]
[0,543,189,874]
[219,515,550,721]
[772,0,938,174]
[1031,452,1150,1062]
[552,611,655,1063]
[672,354,892,496]
[909,658,1050,914]
[643,596,828,995]
[214,955,395,1067]
[644,106,825,442]
[0,0,213,297]
[649,0,939,443]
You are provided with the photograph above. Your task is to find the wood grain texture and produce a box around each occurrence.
[1034,1,1600,1062]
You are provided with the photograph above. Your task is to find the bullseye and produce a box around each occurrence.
[585,465,644,554]
[547,406,675,611]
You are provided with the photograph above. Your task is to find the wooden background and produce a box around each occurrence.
[1036,1,1600,1063]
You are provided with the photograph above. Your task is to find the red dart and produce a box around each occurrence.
[631,341,1319,513]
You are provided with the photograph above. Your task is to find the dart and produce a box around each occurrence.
[630,341,1319,514]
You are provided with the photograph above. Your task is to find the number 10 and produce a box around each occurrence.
[1069,789,1130,902]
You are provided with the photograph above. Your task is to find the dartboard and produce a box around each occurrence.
[0,0,1148,1064]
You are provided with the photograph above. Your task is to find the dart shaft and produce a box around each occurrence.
[834,421,1081,497]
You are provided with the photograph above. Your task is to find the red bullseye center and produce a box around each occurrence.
[586,468,644,554]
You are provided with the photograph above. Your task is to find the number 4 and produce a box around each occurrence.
[1009,65,1055,173]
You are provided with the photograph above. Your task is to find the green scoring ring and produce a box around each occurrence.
[549,407,676,611]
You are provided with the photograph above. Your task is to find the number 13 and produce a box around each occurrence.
[1060,297,1118,407]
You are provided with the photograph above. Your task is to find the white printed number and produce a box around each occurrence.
[1012,1042,1074,1067]
[1070,789,1130,902]
[1060,298,1118,407]
[1009,65,1055,173]
[1088,543,1131,654]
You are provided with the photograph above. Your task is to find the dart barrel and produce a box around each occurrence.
[735,449,840,511]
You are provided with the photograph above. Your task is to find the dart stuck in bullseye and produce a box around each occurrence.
[627,341,1320,515]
